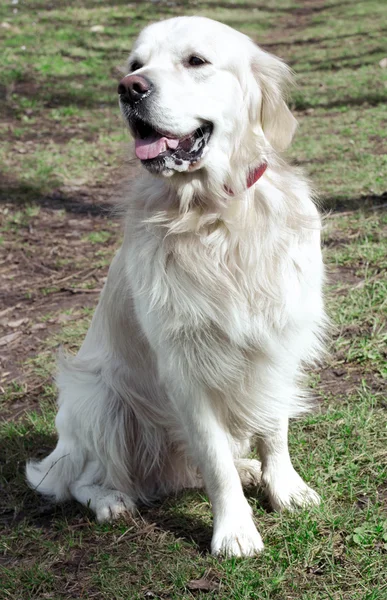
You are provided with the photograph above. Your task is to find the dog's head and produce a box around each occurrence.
[119,17,296,193]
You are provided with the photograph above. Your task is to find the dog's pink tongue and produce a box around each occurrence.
[135,136,179,160]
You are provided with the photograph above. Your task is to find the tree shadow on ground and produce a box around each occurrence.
[262,28,387,49]
[296,47,386,73]
[1,76,116,114]
[0,175,116,216]
[2,172,386,216]
[321,192,387,212]
[69,0,356,15]
[293,92,386,112]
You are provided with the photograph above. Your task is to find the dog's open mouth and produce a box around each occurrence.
[130,117,213,174]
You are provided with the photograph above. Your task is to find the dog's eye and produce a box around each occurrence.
[187,55,207,67]
[130,61,143,72]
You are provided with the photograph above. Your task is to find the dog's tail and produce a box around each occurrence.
[26,442,85,502]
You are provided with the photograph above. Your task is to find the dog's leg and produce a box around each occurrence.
[175,458,262,491]
[170,389,264,557]
[69,462,136,523]
[257,418,320,511]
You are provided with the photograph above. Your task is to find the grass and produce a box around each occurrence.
[1,384,386,598]
[1,0,386,598]
[324,211,387,381]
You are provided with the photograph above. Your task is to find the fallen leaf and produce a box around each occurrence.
[31,323,46,331]
[68,219,93,229]
[8,318,28,328]
[90,25,104,32]
[57,313,73,323]
[0,306,15,318]
[0,304,21,318]
[0,331,22,346]
[332,368,345,377]
[187,571,220,592]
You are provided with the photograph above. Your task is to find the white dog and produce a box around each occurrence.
[27,16,326,557]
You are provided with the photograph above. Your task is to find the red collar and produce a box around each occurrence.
[225,163,267,196]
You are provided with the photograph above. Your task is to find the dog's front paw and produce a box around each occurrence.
[211,516,264,557]
[263,468,320,512]
[95,492,135,523]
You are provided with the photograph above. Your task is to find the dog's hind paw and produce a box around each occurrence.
[235,458,262,488]
[95,492,135,523]
[263,467,320,512]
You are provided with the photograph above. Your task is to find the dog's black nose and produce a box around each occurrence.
[118,74,153,103]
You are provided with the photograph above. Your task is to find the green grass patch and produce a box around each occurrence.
[0,0,385,207]
[1,383,386,598]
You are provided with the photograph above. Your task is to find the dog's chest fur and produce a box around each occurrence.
[125,204,322,377]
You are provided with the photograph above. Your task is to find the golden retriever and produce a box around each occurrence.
[27,16,326,557]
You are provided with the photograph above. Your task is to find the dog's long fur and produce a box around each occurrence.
[27,16,326,556]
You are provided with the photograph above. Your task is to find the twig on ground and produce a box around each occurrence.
[108,522,157,548]
[61,287,102,294]
[31,454,70,492]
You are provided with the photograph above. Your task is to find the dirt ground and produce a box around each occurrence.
[0,164,135,416]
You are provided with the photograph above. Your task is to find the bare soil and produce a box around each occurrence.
[0,166,138,418]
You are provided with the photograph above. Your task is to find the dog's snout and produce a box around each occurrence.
[118,74,153,104]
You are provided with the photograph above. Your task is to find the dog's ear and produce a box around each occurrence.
[251,48,297,152]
